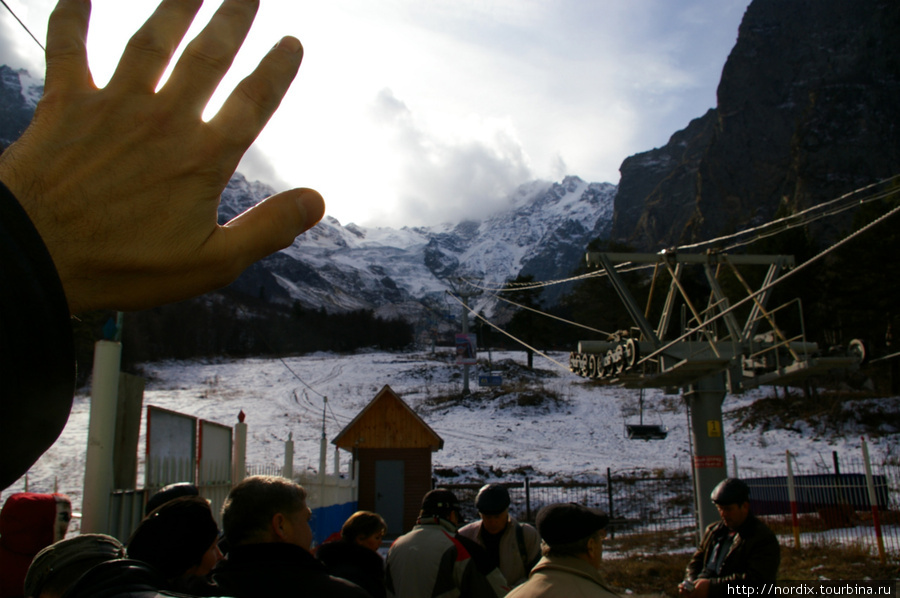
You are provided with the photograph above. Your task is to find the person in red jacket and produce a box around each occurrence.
[0,493,71,598]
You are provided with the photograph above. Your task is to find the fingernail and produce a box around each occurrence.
[276,36,303,54]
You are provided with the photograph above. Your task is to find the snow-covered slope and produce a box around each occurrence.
[8,349,898,534]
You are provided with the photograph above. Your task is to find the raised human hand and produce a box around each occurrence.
[0,0,324,313]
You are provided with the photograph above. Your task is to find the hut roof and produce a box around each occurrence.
[332,384,443,451]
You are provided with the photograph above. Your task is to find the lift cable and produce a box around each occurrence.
[0,0,45,52]
[487,292,615,337]
[446,292,571,372]
[463,174,899,294]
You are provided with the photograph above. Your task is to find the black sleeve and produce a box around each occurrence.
[0,181,75,489]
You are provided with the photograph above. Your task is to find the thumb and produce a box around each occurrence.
[219,187,325,268]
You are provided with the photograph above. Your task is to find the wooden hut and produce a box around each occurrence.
[332,385,443,536]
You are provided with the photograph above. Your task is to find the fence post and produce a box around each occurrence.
[786,450,800,548]
[861,437,886,564]
[607,467,614,519]
[524,477,531,522]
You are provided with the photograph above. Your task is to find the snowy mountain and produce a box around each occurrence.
[220,174,616,320]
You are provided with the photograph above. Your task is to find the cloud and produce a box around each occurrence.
[369,88,533,226]
[237,145,294,193]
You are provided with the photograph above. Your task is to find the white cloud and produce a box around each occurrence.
[368,88,533,226]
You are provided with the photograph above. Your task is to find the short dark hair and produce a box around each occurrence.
[222,476,307,546]
[341,511,387,542]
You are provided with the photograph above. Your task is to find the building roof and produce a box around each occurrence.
[332,385,444,452]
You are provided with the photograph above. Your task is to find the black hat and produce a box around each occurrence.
[421,489,461,518]
[145,482,200,515]
[536,503,609,546]
[475,484,510,515]
[710,478,750,506]
[127,496,219,579]
[24,534,126,597]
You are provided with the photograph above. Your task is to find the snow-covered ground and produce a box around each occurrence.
[5,348,898,528]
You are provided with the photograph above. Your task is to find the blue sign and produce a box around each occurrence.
[478,375,502,387]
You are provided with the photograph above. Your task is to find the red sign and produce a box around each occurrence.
[693,455,725,469]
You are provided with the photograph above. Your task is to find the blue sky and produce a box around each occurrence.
[0,0,750,228]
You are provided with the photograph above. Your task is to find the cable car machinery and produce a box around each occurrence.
[568,250,864,533]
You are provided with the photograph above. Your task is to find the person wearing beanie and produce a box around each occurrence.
[507,503,619,598]
[680,478,779,598]
[144,482,200,516]
[459,484,541,588]
[24,534,126,598]
[386,489,508,598]
[126,495,223,596]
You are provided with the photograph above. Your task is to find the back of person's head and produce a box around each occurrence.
[419,488,461,521]
[475,484,510,515]
[710,478,750,506]
[24,534,126,598]
[536,503,609,557]
[126,495,219,580]
[340,511,387,543]
[145,482,199,515]
[222,475,307,546]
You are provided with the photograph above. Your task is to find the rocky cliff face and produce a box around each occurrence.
[611,0,900,250]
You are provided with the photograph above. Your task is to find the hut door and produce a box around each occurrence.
[375,460,405,535]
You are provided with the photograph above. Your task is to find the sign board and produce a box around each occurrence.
[146,406,197,486]
[693,455,725,469]
[478,374,503,387]
[455,333,477,365]
[198,419,232,484]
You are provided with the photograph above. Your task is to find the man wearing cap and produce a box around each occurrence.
[507,502,618,598]
[680,478,780,598]
[385,488,508,598]
[459,484,541,587]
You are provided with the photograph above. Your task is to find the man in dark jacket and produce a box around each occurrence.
[212,475,371,597]
[680,478,780,598]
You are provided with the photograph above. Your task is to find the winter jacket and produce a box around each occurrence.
[505,555,619,598]
[458,517,541,586]
[385,517,509,598]
[316,538,386,598]
[212,542,372,597]
[0,493,70,598]
[685,513,780,598]
[63,559,213,598]
[0,182,75,491]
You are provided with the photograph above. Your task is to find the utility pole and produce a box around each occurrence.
[448,280,481,396]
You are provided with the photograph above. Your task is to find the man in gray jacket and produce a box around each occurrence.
[459,484,541,587]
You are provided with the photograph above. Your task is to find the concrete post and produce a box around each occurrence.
[82,340,122,533]
[684,371,728,536]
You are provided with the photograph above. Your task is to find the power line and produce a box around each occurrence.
[0,0,45,52]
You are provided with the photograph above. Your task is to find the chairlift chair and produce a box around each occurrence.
[625,388,668,440]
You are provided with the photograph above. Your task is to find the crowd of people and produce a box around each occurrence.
[0,476,780,598]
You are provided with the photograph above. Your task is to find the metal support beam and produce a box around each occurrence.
[594,253,660,346]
